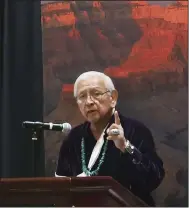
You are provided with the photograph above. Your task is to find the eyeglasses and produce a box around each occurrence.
[76,90,110,104]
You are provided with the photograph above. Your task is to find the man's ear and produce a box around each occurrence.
[110,89,118,108]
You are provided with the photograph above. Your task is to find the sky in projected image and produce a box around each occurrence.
[41,1,177,6]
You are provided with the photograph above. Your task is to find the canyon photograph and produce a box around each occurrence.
[41,1,188,206]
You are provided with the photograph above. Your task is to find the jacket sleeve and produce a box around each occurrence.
[121,124,165,193]
[55,137,73,177]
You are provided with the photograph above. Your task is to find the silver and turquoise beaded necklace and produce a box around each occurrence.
[81,137,108,176]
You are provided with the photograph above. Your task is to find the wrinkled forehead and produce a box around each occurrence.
[76,76,106,95]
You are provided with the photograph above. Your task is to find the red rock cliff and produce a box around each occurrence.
[41,1,187,92]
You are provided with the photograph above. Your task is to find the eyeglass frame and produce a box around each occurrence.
[76,89,111,104]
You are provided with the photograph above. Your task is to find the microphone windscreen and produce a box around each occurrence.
[62,123,72,134]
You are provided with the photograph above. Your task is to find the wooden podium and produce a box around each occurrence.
[0,176,148,206]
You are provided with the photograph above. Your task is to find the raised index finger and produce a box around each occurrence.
[114,111,121,125]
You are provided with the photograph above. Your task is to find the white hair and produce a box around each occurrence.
[74,71,115,97]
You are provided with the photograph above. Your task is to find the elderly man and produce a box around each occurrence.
[56,71,165,206]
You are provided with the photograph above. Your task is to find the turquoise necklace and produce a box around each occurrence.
[81,137,108,176]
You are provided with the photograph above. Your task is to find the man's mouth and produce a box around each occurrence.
[87,110,97,115]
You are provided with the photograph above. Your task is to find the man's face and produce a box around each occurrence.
[76,76,117,123]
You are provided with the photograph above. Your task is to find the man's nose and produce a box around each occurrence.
[85,95,94,104]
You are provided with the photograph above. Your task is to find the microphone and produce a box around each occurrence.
[22,121,72,134]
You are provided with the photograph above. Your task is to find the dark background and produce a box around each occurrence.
[41,1,188,206]
[0,0,45,179]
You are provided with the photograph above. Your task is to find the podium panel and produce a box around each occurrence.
[71,176,147,207]
[0,177,71,206]
[0,177,148,207]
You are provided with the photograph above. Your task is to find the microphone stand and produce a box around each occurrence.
[31,129,38,177]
